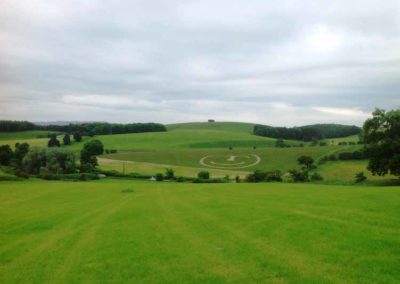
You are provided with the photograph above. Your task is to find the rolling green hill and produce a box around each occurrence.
[0,122,383,182]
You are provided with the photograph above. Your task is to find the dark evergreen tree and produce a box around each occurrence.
[48,135,60,147]
[0,145,13,165]
[63,134,71,145]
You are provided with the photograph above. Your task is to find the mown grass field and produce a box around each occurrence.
[101,146,360,172]
[1,179,399,283]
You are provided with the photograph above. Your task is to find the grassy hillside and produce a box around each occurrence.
[0,180,399,283]
[68,127,281,152]
[167,121,255,133]
[102,145,361,172]
[0,130,51,148]
[0,122,376,181]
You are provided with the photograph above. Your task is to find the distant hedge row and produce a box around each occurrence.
[0,120,167,135]
[254,123,361,141]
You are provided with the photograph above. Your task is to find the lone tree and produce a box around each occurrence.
[48,135,60,147]
[63,134,71,145]
[297,155,315,171]
[363,108,400,177]
[80,140,104,171]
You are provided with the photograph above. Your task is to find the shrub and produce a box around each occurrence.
[73,132,82,142]
[338,151,366,161]
[0,144,13,165]
[63,134,71,145]
[155,173,164,181]
[275,139,286,148]
[193,178,228,183]
[282,172,294,182]
[355,172,367,183]
[245,170,282,182]
[165,168,175,180]
[338,152,353,160]
[328,154,337,161]
[310,172,324,181]
[48,135,61,147]
[197,171,210,180]
[14,169,29,179]
[288,169,309,182]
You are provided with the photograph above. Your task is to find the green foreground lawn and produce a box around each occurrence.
[1,180,399,283]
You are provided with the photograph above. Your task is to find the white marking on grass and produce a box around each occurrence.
[199,154,261,169]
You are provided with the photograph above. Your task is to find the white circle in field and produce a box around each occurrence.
[199,154,261,169]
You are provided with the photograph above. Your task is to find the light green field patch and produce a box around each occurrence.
[200,154,261,169]
[318,160,396,182]
[98,157,249,178]
[0,180,399,283]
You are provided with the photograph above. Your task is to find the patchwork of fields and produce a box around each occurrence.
[0,180,399,283]
[0,122,375,181]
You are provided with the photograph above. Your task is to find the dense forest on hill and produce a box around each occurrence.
[0,120,167,135]
[254,123,361,141]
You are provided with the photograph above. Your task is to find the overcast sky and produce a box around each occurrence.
[0,0,399,126]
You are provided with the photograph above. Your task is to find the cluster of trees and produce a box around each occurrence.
[254,124,361,141]
[0,120,167,137]
[245,156,323,183]
[318,150,367,164]
[246,170,283,182]
[47,134,80,147]
[39,122,167,136]
[22,148,76,175]
[0,139,106,179]
[0,121,36,132]
[0,143,30,168]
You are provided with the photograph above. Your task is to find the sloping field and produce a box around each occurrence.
[0,180,399,283]
[0,123,372,181]
[101,145,361,173]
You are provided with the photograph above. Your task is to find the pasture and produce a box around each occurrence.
[0,179,399,283]
[0,123,375,181]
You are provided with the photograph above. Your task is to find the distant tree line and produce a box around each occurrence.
[254,123,361,141]
[0,121,167,135]
[0,121,35,132]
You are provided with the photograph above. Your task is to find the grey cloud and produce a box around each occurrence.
[0,0,399,125]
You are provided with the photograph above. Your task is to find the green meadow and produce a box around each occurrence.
[0,123,378,181]
[1,180,399,283]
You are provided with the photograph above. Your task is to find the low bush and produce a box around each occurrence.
[355,172,367,183]
[310,172,324,181]
[197,171,210,180]
[288,169,309,182]
[193,177,229,183]
[155,173,164,181]
[246,170,282,182]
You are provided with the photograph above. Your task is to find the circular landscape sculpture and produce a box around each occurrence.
[199,154,261,169]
